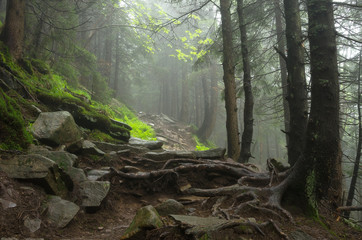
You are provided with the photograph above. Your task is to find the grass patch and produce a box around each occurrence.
[193,135,216,151]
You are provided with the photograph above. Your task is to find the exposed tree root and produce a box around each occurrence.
[108,157,296,236]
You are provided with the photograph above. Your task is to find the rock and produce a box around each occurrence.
[24,217,42,233]
[155,199,185,216]
[79,181,110,207]
[110,119,132,131]
[0,154,69,198]
[46,196,80,228]
[80,140,105,156]
[91,141,149,154]
[26,148,86,185]
[289,230,315,240]
[86,169,110,181]
[31,111,82,146]
[129,137,163,150]
[192,148,226,159]
[121,205,163,240]
[0,198,17,209]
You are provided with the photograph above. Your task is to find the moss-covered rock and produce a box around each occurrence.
[0,88,32,150]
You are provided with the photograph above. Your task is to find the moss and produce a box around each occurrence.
[88,129,121,143]
[0,88,33,150]
[31,59,51,74]
[305,170,318,217]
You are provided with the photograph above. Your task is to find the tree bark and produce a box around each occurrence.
[273,0,290,149]
[283,0,308,166]
[236,0,254,163]
[344,52,362,218]
[305,0,342,206]
[220,0,240,160]
[179,63,189,122]
[0,0,25,60]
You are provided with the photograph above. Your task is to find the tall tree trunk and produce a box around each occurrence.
[273,0,290,148]
[284,0,308,166]
[237,0,254,163]
[114,33,120,98]
[305,0,342,206]
[344,52,362,218]
[104,27,113,85]
[179,63,189,122]
[220,0,240,160]
[0,0,25,60]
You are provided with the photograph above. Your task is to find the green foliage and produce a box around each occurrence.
[305,170,318,217]
[88,129,120,143]
[193,135,211,151]
[0,89,32,150]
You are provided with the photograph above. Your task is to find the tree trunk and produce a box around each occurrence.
[305,0,342,206]
[344,52,362,219]
[283,0,308,166]
[180,63,189,122]
[0,0,25,60]
[237,0,254,163]
[220,0,240,160]
[114,33,120,98]
[273,0,290,148]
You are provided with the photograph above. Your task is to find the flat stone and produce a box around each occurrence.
[47,196,79,228]
[129,137,163,150]
[289,230,315,240]
[79,181,110,207]
[192,148,226,159]
[86,169,110,181]
[92,141,149,154]
[0,154,69,198]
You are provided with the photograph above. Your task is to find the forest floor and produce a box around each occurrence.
[1,113,361,240]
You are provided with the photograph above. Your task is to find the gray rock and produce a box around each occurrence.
[121,205,163,240]
[47,196,79,228]
[81,140,105,156]
[0,198,17,209]
[32,111,82,146]
[24,217,41,233]
[27,148,86,185]
[144,151,177,161]
[192,148,226,159]
[0,154,69,198]
[79,181,110,207]
[129,137,163,150]
[110,118,132,130]
[86,169,110,181]
[91,141,149,154]
[155,199,185,216]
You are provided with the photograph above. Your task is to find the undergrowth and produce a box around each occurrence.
[193,135,216,151]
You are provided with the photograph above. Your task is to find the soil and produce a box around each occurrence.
[0,114,361,240]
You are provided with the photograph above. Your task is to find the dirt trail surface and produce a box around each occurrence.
[0,114,361,240]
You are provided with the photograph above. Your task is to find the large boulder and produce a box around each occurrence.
[46,196,80,228]
[79,181,110,207]
[31,111,82,146]
[0,154,69,198]
[155,199,185,216]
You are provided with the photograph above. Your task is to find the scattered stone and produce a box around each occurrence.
[155,199,185,216]
[79,181,110,207]
[144,149,226,161]
[92,141,149,154]
[31,111,82,146]
[86,169,110,181]
[0,198,16,209]
[144,151,177,161]
[121,205,163,240]
[24,217,42,233]
[0,154,69,198]
[81,140,105,156]
[47,196,79,228]
[129,137,163,150]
